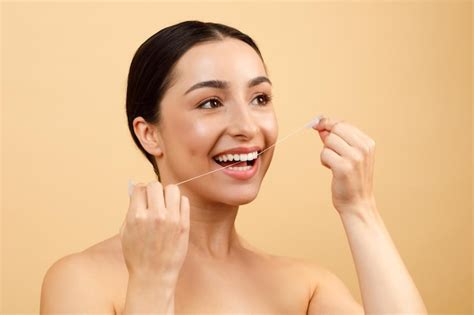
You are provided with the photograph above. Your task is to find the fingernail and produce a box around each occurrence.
[306,115,323,129]
[310,116,323,129]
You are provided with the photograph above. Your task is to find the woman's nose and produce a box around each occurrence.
[227,102,259,139]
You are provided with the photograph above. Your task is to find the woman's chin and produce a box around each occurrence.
[230,196,257,206]
[224,186,260,206]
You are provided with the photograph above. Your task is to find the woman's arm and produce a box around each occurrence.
[339,201,428,315]
[309,117,428,314]
[306,203,427,315]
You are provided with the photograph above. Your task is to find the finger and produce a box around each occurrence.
[180,196,190,230]
[146,180,166,213]
[129,183,148,212]
[313,116,335,131]
[321,146,345,171]
[164,184,181,214]
[324,132,357,158]
[315,117,367,149]
[313,117,340,142]
[316,129,330,142]
[333,121,371,149]
[306,115,325,129]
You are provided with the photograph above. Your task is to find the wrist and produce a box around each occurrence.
[128,271,178,291]
[124,274,176,314]
[339,199,381,226]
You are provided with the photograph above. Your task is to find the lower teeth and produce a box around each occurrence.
[228,165,252,171]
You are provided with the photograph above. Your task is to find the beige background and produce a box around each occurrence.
[1,1,472,314]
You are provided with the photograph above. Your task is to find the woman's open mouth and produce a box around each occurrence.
[212,150,261,180]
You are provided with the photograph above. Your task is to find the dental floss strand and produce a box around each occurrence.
[127,115,323,194]
[173,114,323,186]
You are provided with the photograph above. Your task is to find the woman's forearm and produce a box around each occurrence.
[339,203,428,315]
[123,274,176,315]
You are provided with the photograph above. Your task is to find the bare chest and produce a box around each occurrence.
[110,259,311,315]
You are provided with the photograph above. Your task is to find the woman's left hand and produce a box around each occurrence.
[312,116,377,216]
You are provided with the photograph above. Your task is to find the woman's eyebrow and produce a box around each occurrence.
[183,76,272,95]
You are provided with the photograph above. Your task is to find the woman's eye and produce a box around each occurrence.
[252,93,272,106]
[197,98,222,109]
[197,94,272,109]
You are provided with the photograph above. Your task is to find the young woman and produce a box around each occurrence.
[40,20,427,315]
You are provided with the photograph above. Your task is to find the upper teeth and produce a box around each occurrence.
[214,151,259,162]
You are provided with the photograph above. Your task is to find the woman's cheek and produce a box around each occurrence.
[184,120,217,156]
[259,111,278,145]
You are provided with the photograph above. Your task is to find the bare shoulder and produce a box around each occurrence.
[265,255,324,292]
[261,254,364,314]
[295,260,364,315]
[40,236,120,314]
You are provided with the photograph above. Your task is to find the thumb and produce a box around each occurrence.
[121,178,134,238]
[312,125,330,142]
[318,130,330,142]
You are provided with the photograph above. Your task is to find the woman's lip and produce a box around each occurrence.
[211,155,260,180]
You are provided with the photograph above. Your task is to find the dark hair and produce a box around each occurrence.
[125,20,267,181]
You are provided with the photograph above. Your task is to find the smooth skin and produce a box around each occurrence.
[40,37,426,315]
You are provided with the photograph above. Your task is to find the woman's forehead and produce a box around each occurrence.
[173,38,267,91]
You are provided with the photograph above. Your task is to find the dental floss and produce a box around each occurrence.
[173,114,323,186]
[127,115,323,193]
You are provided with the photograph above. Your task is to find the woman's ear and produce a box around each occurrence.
[132,117,164,157]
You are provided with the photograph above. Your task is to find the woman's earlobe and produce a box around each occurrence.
[154,145,164,157]
[133,117,164,157]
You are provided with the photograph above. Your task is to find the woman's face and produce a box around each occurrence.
[156,38,278,207]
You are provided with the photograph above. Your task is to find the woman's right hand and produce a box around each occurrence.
[119,181,190,283]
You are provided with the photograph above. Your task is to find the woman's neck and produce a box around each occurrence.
[187,202,244,260]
